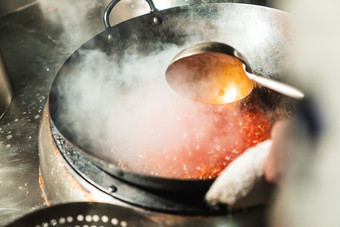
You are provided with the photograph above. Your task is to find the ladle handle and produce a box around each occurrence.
[246,72,305,99]
[103,0,158,29]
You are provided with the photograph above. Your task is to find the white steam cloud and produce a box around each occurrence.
[38,0,104,49]
[57,46,246,178]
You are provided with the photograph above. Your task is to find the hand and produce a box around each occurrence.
[205,119,293,206]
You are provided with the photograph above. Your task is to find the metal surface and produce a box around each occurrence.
[0,0,38,17]
[0,2,105,226]
[49,3,291,192]
[104,0,158,28]
[166,42,304,103]
[0,53,13,118]
[106,0,272,26]
[5,202,160,227]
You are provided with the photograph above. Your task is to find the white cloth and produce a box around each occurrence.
[205,139,272,206]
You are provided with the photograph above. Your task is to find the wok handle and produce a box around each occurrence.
[104,0,158,29]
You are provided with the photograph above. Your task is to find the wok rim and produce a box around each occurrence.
[48,2,289,191]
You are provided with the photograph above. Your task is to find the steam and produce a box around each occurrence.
[57,46,245,177]
[38,0,104,50]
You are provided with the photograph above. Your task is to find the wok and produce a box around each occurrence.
[49,1,291,192]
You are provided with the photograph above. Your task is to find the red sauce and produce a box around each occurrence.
[121,89,284,179]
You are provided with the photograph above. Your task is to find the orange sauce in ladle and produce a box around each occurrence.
[166,52,255,104]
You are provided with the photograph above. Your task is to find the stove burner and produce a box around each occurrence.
[50,121,226,214]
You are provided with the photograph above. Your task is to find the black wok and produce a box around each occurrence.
[49,1,291,193]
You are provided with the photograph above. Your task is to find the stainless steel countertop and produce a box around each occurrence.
[0,2,105,225]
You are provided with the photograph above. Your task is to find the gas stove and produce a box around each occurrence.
[0,0,275,226]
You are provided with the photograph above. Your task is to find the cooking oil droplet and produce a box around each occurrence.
[231,150,238,154]
[34,115,40,120]
[6,135,12,140]
[6,144,11,148]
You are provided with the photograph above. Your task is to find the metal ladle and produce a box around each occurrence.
[166,42,304,104]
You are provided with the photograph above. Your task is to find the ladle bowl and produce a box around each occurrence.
[166,42,304,104]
